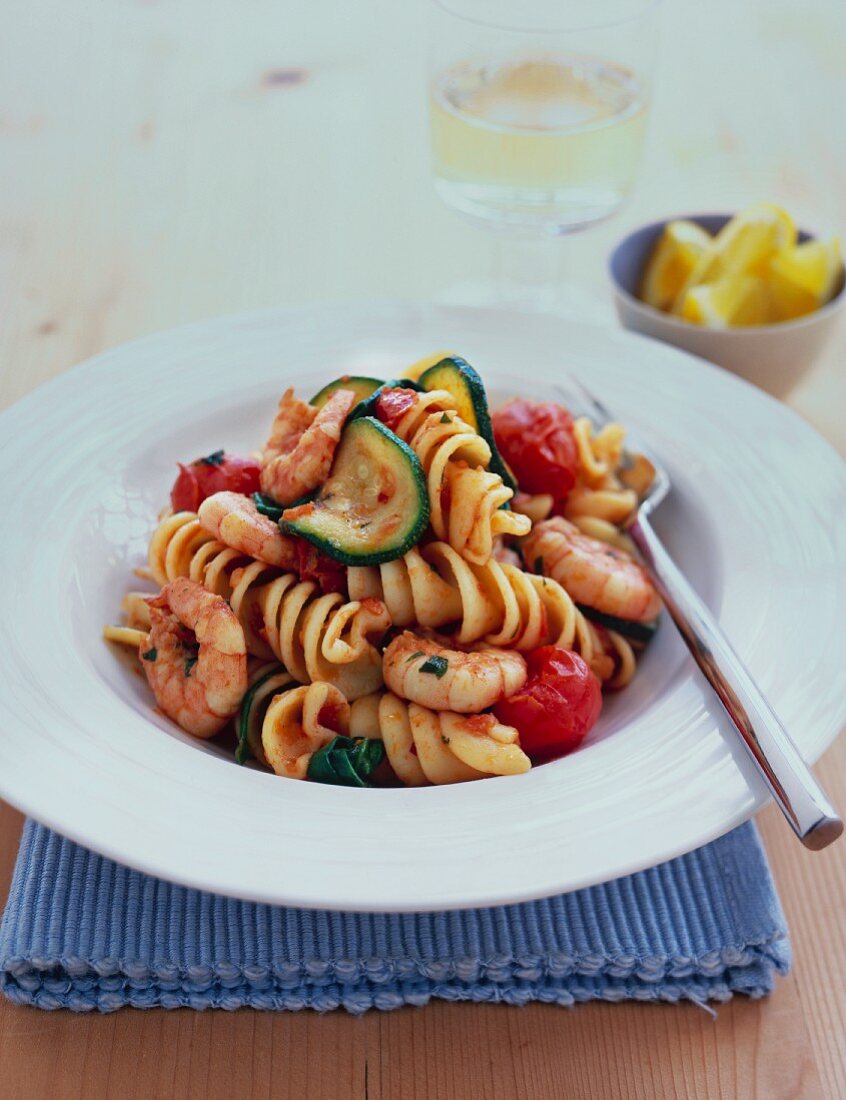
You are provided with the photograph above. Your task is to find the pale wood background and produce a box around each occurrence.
[1,0,845,1096]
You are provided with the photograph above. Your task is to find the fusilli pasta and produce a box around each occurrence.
[349,691,530,785]
[386,389,530,563]
[144,512,390,699]
[262,681,349,779]
[348,540,633,684]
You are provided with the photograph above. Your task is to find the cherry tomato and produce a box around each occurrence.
[295,539,347,595]
[493,646,601,761]
[375,388,418,432]
[492,398,578,501]
[170,451,261,513]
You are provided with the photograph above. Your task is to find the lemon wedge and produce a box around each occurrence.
[767,238,842,321]
[640,220,712,311]
[671,204,797,314]
[679,273,772,328]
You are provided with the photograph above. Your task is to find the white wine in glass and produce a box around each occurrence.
[428,1,659,307]
[431,55,649,231]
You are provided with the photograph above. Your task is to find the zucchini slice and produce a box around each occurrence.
[253,490,315,522]
[576,604,660,645]
[310,375,383,409]
[280,417,429,565]
[348,377,423,422]
[236,666,295,764]
[401,351,456,382]
[417,356,517,490]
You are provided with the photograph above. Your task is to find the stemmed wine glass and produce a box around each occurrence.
[428,0,660,311]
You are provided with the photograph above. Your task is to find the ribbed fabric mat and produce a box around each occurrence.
[0,819,789,1013]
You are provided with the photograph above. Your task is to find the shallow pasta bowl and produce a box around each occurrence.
[0,302,844,912]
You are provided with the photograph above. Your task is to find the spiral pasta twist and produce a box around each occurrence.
[262,681,349,779]
[563,417,652,547]
[144,512,389,699]
[349,691,530,786]
[387,389,530,563]
[348,540,634,686]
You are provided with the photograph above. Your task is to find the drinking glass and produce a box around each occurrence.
[428,0,660,309]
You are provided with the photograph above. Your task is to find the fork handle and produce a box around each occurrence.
[629,513,843,850]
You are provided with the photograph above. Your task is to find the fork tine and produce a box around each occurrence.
[561,374,615,427]
[556,374,670,509]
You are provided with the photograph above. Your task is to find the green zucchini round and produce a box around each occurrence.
[280,416,429,566]
[236,666,294,764]
[417,356,517,490]
[576,604,660,644]
[310,376,383,409]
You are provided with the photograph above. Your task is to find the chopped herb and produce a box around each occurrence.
[307,735,385,788]
[441,734,451,745]
[533,556,544,575]
[420,655,449,678]
[406,650,425,663]
[184,654,199,677]
[198,449,225,466]
[439,413,451,424]
[141,647,157,662]
[360,521,372,530]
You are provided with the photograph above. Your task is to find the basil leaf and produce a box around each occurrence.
[307,736,385,787]
[350,737,384,777]
[419,655,449,678]
[141,647,157,662]
[198,449,225,466]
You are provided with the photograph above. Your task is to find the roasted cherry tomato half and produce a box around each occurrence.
[374,387,418,432]
[491,398,579,502]
[493,646,601,762]
[170,451,261,513]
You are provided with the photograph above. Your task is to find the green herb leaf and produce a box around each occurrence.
[419,655,449,678]
[198,449,225,467]
[534,556,544,575]
[307,736,385,787]
[439,413,451,424]
[141,647,157,662]
[406,650,425,663]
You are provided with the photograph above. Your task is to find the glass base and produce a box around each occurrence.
[434,177,625,234]
[435,276,614,323]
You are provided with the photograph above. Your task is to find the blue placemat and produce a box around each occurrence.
[0,818,789,1013]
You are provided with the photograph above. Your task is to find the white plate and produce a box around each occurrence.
[1,302,844,912]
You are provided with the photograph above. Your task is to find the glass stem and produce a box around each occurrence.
[494,233,564,312]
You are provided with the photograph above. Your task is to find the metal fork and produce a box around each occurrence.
[562,377,843,850]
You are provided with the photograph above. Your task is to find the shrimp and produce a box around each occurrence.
[260,387,355,504]
[523,517,661,624]
[142,577,248,738]
[198,491,298,569]
[383,631,527,713]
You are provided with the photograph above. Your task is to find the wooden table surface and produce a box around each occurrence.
[1,1,845,1096]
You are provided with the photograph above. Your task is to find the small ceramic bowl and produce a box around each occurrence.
[609,213,845,398]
